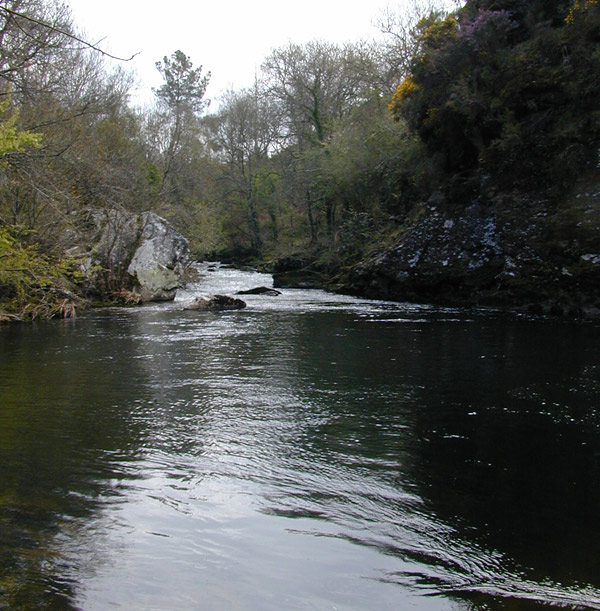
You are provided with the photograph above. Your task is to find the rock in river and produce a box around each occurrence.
[184,295,247,311]
[127,212,189,302]
[237,286,282,296]
[62,208,190,303]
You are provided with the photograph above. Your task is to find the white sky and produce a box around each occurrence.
[67,0,400,108]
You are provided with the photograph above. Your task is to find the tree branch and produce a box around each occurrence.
[0,6,140,62]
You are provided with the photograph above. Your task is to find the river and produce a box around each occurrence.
[1,264,599,610]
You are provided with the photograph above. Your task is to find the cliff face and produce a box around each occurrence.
[339,167,600,316]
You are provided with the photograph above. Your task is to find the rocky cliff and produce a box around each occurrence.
[337,167,600,316]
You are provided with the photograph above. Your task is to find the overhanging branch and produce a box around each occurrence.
[0,6,140,62]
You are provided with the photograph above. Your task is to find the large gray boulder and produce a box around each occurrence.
[127,212,189,302]
[64,208,190,302]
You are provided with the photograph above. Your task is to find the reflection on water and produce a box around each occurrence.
[1,263,599,610]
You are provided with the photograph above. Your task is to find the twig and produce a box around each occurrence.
[0,6,140,62]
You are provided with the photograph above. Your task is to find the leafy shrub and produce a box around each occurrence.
[389,0,600,193]
[0,225,85,321]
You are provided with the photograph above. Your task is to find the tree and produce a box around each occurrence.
[0,93,83,320]
[374,0,454,91]
[0,0,73,98]
[0,0,143,243]
[262,40,373,239]
[262,40,368,147]
[208,84,282,253]
[153,50,210,188]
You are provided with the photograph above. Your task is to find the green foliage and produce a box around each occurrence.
[0,99,42,158]
[389,0,600,192]
[154,50,211,116]
[142,161,162,199]
[144,163,161,187]
[336,210,376,262]
[0,225,85,321]
[177,198,227,256]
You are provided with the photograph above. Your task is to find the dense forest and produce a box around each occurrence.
[0,0,599,320]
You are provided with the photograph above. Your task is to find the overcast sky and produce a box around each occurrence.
[67,0,402,107]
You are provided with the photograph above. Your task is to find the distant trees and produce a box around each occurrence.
[259,40,379,241]
[3,0,599,319]
[261,40,369,147]
[0,0,462,271]
[208,85,281,253]
[188,4,456,258]
[139,49,219,249]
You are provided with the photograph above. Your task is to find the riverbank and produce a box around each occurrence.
[270,168,600,320]
[3,166,598,324]
[0,210,192,323]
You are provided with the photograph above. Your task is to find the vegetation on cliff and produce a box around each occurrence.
[389,0,600,194]
[359,0,600,312]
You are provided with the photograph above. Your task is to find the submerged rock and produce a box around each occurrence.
[184,295,247,311]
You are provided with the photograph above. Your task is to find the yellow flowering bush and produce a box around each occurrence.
[566,0,599,24]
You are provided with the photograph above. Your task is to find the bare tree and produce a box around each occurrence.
[374,0,456,91]
[0,0,145,242]
[262,40,369,147]
[261,40,374,239]
[209,84,282,252]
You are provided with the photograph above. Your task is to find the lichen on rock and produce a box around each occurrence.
[126,212,190,302]
[63,208,190,303]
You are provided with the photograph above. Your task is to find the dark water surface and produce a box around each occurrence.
[1,265,599,610]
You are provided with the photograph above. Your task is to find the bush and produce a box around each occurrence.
[0,225,86,321]
[389,0,600,192]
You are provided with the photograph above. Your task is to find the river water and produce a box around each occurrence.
[1,264,599,610]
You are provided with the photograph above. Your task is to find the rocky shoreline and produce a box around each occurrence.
[4,171,598,323]
[1,209,192,323]
[273,170,600,319]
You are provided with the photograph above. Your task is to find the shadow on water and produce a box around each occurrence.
[402,320,600,608]
[0,314,152,609]
[263,311,600,609]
